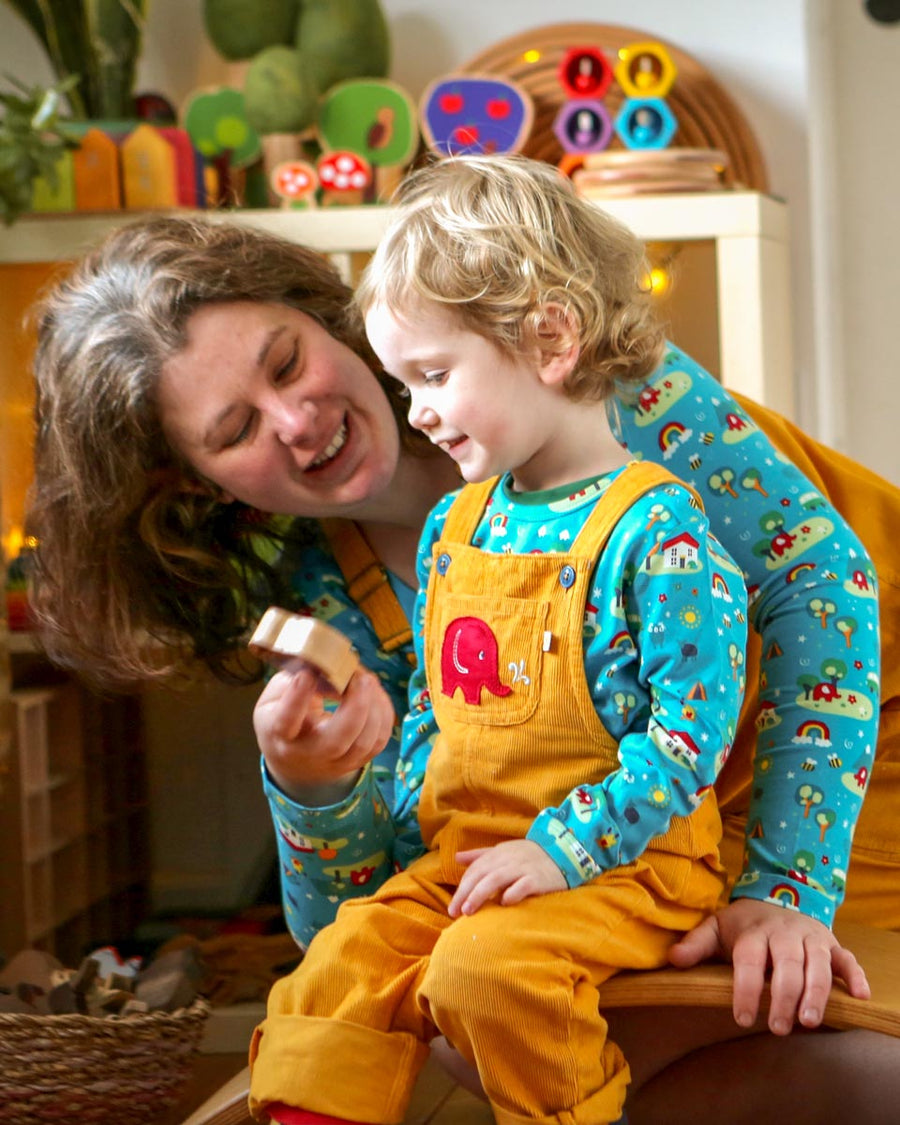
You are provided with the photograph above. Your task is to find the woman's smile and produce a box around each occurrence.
[309,418,349,469]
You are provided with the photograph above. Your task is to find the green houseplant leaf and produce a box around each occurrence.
[2,0,147,118]
[0,73,81,224]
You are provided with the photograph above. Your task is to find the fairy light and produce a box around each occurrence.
[2,525,24,561]
[648,266,671,296]
[522,49,541,64]
[645,241,681,299]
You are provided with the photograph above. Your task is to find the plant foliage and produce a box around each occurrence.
[0,74,80,224]
[3,0,147,119]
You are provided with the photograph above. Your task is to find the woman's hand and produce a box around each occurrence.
[668,897,871,1034]
[448,840,567,917]
[254,666,395,806]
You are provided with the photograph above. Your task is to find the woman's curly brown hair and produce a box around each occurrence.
[26,215,423,689]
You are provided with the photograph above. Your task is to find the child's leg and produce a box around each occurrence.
[250,854,450,1124]
[420,861,721,1125]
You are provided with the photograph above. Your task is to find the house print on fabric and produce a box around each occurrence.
[650,722,703,771]
[662,531,700,569]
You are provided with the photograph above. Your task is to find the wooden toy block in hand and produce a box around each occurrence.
[249,607,360,693]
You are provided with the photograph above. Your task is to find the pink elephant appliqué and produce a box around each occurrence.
[441,616,512,705]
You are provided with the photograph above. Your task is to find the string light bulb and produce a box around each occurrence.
[2,525,24,561]
[645,241,682,299]
[648,266,671,297]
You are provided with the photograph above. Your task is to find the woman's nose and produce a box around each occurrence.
[275,398,318,446]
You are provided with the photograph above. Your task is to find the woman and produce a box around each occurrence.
[26,214,899,1122]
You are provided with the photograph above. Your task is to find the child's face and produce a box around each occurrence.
[364,301,562,489]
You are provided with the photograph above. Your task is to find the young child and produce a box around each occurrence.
[248,154,749,1125]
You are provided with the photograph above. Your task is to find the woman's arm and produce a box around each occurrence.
[259,530,417,947]
[261,754,397,949]
[609,344,878,1025]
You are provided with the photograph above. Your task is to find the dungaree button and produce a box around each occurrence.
[559,565,576,589]
[437,553,451,575]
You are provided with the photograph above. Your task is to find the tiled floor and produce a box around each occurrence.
[403,1052,494,1124]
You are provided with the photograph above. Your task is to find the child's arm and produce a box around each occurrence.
[529,486,748,887]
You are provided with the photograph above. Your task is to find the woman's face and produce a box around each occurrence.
[157,300,401,518]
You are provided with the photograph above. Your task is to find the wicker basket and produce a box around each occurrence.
[0,998,210,1124]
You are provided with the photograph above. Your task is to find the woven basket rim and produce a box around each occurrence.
[0,995,210,1030]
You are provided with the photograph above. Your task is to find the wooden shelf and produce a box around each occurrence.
[2,193,788,260]
[7,632,40,655]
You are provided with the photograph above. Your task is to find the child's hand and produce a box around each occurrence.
[448,840,567,917]
[254,666,395,806]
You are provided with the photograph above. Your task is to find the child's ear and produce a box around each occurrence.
[534,302,581,387]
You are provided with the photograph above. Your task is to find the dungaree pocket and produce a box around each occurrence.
[429,592,549,727]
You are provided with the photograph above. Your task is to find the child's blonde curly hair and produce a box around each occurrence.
[356,154,665,400]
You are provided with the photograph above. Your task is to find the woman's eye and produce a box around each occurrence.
[223,415,254,448]
[274,342,299,382]
[423,370,448,386]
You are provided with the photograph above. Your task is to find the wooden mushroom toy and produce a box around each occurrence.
[316,150,372,205]
[269,159,319,208]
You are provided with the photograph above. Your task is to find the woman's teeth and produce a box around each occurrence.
[311,421,348,467]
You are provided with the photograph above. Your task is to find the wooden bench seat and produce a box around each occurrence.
[179,920,900,1125]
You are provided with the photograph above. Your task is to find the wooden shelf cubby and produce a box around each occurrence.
[0,670,149,965]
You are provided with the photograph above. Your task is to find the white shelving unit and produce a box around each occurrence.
[3,191,794,417]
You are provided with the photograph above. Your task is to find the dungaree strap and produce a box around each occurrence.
[438,464,702,554]
[438,477,502,544]
[570,461,701,557]
[320,518,414,658]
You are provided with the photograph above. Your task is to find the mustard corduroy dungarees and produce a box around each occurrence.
[250,463,726,1125]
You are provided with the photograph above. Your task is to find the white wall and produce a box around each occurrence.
[822,1,899,483]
